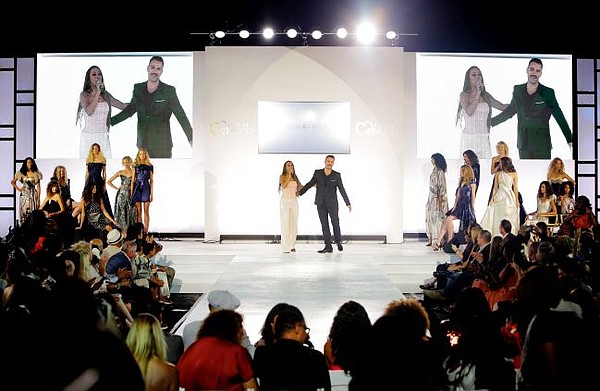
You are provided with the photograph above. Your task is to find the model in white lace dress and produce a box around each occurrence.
[456,66,508,159]
[76,65,127,158]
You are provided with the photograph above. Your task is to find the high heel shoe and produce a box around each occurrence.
[432,242,440,251]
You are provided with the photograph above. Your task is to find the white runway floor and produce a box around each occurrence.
[161,238,445,353]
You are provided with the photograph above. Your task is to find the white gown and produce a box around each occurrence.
[480,171,519,237]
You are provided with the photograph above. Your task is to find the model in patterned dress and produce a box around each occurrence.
[108,156,138,231]
[85,143,114,220]
[433,164,477,251]
[456,66,508,159]
[131,148,154,232]
[76,65,128,158]
[78,182,118,241]
[425,153,449,246]
[10,157,43,225]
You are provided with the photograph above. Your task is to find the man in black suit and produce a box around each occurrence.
[299,155,351,253]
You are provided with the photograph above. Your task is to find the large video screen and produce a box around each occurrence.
[416,53,573,161]
[36,52,194,159]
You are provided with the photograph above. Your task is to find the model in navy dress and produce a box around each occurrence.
[433,164,478,251]
[131,148,154,232]
[85,143,114,219]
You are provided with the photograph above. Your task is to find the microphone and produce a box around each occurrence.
[479,85,484,93]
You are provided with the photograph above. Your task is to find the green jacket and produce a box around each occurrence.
[491,83,571,151]
[111,81,193,158]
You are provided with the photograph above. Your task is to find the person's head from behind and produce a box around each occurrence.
[477,229,492,247]
[259,302,293,345]
[197,309,244,344]
[574,195,591,213]
[431,153,447,172]
[499,219,512,236]
[500,156,515,172]
[273,305,309,344]
[383,298,430,340]
[126,313,168,367]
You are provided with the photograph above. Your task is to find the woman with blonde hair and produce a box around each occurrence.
[126,313,179,391]
[131,148,154,232]
[85,142,114,219]
[547,157,576,198]
[434,165,477,250]
[108,155,138,230]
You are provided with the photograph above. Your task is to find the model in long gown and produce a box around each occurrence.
[114,174,137,229]
[42,199,75,245]
[446,182,477,238]
[480,171,519,237]
[131,164,154,203]
[425,167,448,243]
[86,162,114,219]
[13,171,43,224]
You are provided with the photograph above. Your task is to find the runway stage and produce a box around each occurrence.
[162,238,442,353]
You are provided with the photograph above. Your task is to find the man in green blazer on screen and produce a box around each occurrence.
[110,55,193,159]
[491,57,572,160]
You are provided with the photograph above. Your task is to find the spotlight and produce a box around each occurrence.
[263,28,275,39]
[336,28,348,39]
[311,30,323,40]
[385,30,397,40]
[239,30,250,39]
[215,30,226,39]
[286,28,298,38]
[356,22,376,44]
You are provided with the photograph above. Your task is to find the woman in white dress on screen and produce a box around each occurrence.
[480,156,519,237]
[76,65,128,158]
[456,66,508,159]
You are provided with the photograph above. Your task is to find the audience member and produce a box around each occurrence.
[254,304,331,391]
[323,300,372,375]
[126,313,179,391]
[178,309,258,391]
[182,289,255,357]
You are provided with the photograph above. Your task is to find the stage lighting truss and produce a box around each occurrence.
[195,26,415,46]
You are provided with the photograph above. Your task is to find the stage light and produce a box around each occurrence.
[215,30,226,39]
[263,28,275,39]
[239,30,250,39]
[356,23,376,44]
[311,30,323,40]
[286,28,298,38]
[385,30,397,40]
[336,28,348,39]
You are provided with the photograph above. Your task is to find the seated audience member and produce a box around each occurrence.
[516,265,594,391]
[442,288,516,390]
[126,313,179,391]
[557,195,599,238]
[323,300,372,375]
[254,302,296,348]
[182,289,255,357]
[254,305,331,391]
[178,309,258,391]
[350,299,445,391]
